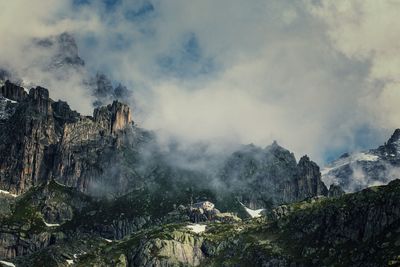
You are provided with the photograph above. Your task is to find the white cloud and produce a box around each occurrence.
[309,0,400,132]
[0,0,398,163]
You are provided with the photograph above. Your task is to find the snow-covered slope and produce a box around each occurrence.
[0,189,17,198]
[322,129,400,192]
[186,224,206,233]
[239,202,265,218]
[321,152,379,177]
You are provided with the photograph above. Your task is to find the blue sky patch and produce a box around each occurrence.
[124,1,155,21]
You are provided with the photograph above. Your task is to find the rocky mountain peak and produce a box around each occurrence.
[110,101,133,132]
[387,128,400,146]
[36,32,85,69]
[51,100,80,124]
[267,140,282,150]
[94,100,133,134]
[298,154,311,164]
[0,80,27,102]
[296,154,328,197]
[28,86,51,114]
[57,32,80,58]
[327,183,345,197]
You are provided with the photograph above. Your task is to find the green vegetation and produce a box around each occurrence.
[3,179,400,266]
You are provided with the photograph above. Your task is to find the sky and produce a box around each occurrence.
[0,0,399,164]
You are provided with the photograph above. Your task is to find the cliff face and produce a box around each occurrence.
[5,179,398,267]
[1,80,399,267]
[296,155,328,198]
[0,80,332,204]
[93,101,133,135]
[219,142,329,209]
[0,85,58,194]
[0,81,27,102]
[322,128,400,192]
[0,81,134,195]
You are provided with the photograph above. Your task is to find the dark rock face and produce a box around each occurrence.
[52,101,136,194]
[1,81,400,266]
[0,80,27,102]
[5,179,398,267]
[328,183,345,197]
[322,129,400,192]
[274,179,400,266]
[0,81,135,195]
[220,142,328,208]
[0,86,59,193]
[296,155,328,197]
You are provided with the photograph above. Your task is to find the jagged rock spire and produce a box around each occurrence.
[0,80,27,101]
[387,129,400,145]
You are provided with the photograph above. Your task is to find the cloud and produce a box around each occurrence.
[0,0,398,164]
[308,0,400,138]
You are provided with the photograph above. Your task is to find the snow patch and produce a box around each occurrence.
[0,260,16,267]
[43,220,60,227]
[186,224,206,233]
[0,189,17,198]
[321,152,379,176]
[0,96,17,104]
[239,202,265,218]
[73,251,86,259]
[66,259,74,265]
[102,238,113,243]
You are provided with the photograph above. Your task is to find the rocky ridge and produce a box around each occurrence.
[0,80,358,266]
[0,81,134,195]
[219,142,333,209]
[0,80,332,205]
[322,129,400,192]
[2,179,399,266]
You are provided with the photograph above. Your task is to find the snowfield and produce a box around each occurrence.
[0,260,16,267]
[0,189,17,198]
[0,96,17,104]
[239,202,265,218]
[187,224,206,233]
[43,220,60,227]
[321,152,379,176]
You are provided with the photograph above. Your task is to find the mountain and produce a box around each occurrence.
[322,129,400,192]
[0,80,141,196]
[2,175,400,266]
[0,80,331,204]
[0,33,131,109]
[35,32,85,71]
[219,142,329,209]
[5,80,400,266]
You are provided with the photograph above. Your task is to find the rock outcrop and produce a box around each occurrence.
[327,183,345,197]
[0,81,135,195]
[296,155,328,197]
[219,142,329,209]
[0,81,27,102]
[322,128,400,192]
[8,179,399,267]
